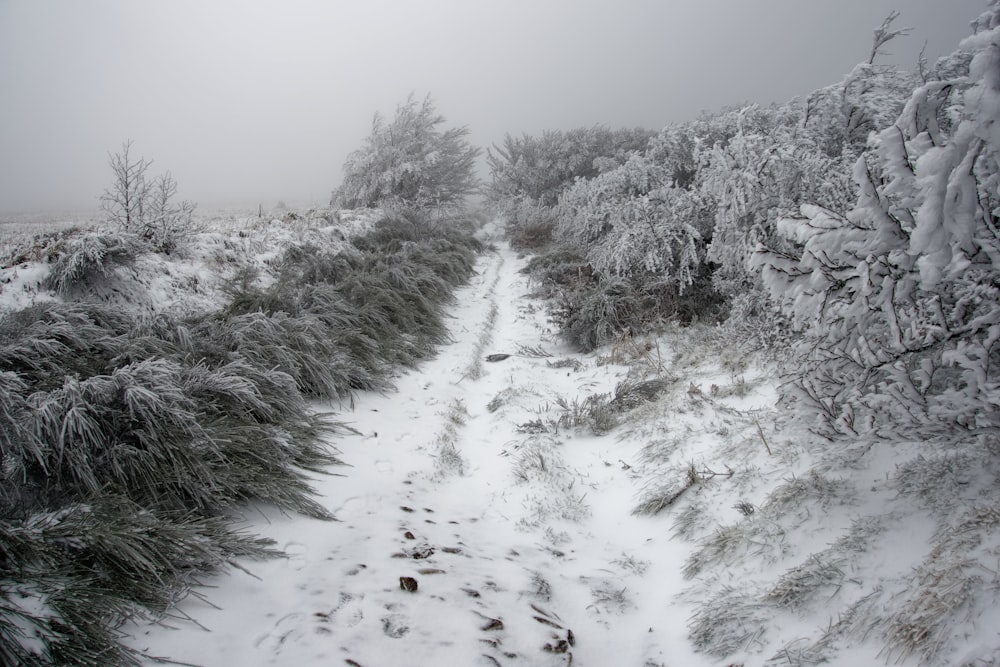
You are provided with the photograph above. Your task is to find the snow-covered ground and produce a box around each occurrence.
[116,240,769,666]
[0,208,375,318]
[5,213,997,665]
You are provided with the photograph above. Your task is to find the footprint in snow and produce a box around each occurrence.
[283,541,307,571]
[381,612,410,638]
[336,496,369,518]
[327,592,365,628]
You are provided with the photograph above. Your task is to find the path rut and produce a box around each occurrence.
[129,243,702,667]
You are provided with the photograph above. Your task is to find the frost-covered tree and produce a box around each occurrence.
[755,4,1000,440]
[100,140,151,233]
[99,141,196,252]
[333,94,481,211]
[146,171,196,252]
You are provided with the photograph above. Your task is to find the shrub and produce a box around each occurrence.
[551,277,643,352]
[333,94,481,211]
[521,246,594,298]
[498,197,558,250]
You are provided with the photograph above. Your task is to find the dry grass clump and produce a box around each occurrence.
[41,231,145,297]
[882,505,1000,664]
[764,554,850,610]
[434,398,468,476]
[687,586,770,657]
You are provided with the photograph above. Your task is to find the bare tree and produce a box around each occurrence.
[99,141,195,251]
[147,171,196,252]
[867,11,912,65]
[100,139,152,233]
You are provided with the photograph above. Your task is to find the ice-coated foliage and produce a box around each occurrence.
[486,125,656,207]
[701,105,856,296]
[756,8,1000,440]
[41,231,144,297]
[558,153,706,287]
[333,94,481,211]
[493,195,559,250]
[100,141,196,253]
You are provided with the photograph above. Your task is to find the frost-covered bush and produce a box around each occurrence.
[702,111,843,296]
[333,94,481,211]
[521,246,594,298]
[486,125,656,207]
[756,10,1000,441]
[558,153,707,287]
[496,195,558,250]
[551,276,643,352]
[542,152,726,345]
[744,8,1000,662]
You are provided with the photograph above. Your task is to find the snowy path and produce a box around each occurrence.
[128,245,713,666]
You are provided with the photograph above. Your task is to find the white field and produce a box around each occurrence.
[4,213,997,666]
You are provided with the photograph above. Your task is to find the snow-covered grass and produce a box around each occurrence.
[112,239,995,666]
[0,206,489,665]
[4,207,999,665]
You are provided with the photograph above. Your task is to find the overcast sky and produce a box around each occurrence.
[0,0,984,214]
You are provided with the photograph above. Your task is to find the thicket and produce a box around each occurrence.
[493,6,1000,663]
[486,125,656,249]
[0,211,482,664]
[488,17,918,355]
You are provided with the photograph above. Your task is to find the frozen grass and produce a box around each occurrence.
[883,504,1000,664]
[765,554,850,610]
[0,207,485,664]
[555,392,619,435]
[601,330,668,375]
[633,463,703,516]
[40,231,145,297]
[687,586,770,657]
[434,398,469,476]
[511,434,591,527]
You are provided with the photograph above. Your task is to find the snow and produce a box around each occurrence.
[115,244,698,665]
[0,208,377,320]
[5,209,998,665]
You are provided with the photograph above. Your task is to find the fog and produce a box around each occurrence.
[0,0,983,214]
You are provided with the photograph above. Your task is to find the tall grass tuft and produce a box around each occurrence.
[41,231,145,297]
[0,208,484,664]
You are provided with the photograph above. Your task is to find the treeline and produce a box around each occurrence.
[0,211,483,665]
